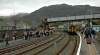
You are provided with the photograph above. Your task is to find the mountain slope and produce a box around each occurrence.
[23,4,100,23]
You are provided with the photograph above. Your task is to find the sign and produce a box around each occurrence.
[42,18,47,23]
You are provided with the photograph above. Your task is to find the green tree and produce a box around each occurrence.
[38,23,43,28]
[0,18,4,21]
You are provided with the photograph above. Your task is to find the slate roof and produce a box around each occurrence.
[0,21,11,26]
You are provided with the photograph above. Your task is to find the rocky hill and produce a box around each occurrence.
[23,4,100,23]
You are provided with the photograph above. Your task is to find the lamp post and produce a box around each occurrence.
[82,5,87,25]
[88,10,93,21]
[88,10,93,27]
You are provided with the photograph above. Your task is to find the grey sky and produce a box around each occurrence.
[0,0,100,16]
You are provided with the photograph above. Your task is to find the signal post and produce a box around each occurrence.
[42,18,48,30]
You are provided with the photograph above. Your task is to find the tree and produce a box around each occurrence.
[38,23,43,28]
[0,18,4,21]
[22,19,34,29]
[8,13,21,29]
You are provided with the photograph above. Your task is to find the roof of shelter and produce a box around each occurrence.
[0,21,11,27]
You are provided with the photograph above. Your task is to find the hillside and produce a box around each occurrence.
[17,13,29,17]
[23,4,100,23]
[0,13,29,19]
[0,16,8,19]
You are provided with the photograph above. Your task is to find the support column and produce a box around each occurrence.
[86,19,91,27]
[43,22,47,30]
[69,22,71,26]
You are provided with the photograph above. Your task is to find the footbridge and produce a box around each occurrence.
[47,14,100,23]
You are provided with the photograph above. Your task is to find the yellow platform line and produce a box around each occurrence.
[88,44,97,55]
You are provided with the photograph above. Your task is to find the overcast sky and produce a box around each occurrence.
[0,0,100,16]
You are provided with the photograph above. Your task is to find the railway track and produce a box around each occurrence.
[54,35,78,55]
[36,34,79,55]
[0,32,60,55]
[16,31,71,55]
[55,35,77,55]
[37,35,78,55]
[16,32,63,55]
[0,31,80,55]
[38,32,70,55]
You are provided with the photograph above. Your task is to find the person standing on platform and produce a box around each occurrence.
[81,28,84,36]
[29,30,33,37]
[26,29,30,40]
[91,28,96,43]
[84,27,91,39]
[12,32,17,41]
[23,31,28,40]
[84,27,92,44]
[4,33,9,46]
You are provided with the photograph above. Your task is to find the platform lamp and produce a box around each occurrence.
[88,10,93,22]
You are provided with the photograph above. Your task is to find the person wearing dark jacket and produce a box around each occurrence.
[91,28,96,43]
[84,27,91,39]
[4,33,9,46]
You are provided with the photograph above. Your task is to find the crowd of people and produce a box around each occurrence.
[1,31,18,46]
[22,29,53,40]
[80,27,97,43]
[1,29,53,46]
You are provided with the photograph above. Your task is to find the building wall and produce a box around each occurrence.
[3,27,13,30]
[16,22,31,29]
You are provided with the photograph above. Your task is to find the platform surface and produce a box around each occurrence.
[80,34,99,55]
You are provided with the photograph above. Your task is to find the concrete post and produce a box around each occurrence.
[43,22,48,30]
[86,19,91,27]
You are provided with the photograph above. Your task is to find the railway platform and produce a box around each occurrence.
[79,33,100,55]
[0,32,100,55]
[0,37,39,50]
